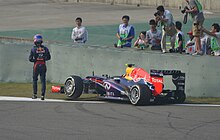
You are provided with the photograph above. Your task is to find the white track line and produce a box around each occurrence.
[174,104,220,107]
[0,96,105,104]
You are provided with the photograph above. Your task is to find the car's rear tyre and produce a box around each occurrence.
[64,75,83,99]
[129,84,151,106]
[174,91,186,104]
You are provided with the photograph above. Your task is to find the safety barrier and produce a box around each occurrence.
[0,40,220,97]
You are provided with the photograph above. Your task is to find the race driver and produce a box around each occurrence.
[29,34,51,100]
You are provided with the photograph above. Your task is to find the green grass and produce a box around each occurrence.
[0,82,97,100]
[0,83,220,104]
[185,97,220,104]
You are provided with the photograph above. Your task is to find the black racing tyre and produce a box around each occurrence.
[64,75,83,99]
[174,92,186,104]
[129,84,151,106]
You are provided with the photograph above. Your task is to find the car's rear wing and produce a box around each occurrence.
[150,70,185,95]
[150,70,182,76]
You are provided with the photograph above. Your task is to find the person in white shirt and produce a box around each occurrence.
[155,6,176,53]
[146,19,162,50]
[134,31,148,50]
[71,17,88,43]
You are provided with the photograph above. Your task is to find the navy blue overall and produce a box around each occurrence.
[29,45,51,96]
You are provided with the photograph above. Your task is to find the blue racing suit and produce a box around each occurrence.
[29,45,51,96]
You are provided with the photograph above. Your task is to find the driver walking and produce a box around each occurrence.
[29,34,51,100]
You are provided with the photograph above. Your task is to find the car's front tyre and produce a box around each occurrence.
[64,75,83,99]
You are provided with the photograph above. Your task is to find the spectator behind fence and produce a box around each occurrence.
[115,15,135,48]
[146,19,162,50]
[185,31,196,54]
[155,5,176,53]
[171,21,185,54]
[202,23,220,56]
[185,0,205,55]
[71,17,88,43]
[134,31,148,49]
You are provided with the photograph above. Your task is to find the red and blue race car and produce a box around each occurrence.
[52,64,186,105]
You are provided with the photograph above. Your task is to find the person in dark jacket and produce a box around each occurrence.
[29,34,51,100]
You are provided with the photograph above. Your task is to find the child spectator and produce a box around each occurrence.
[146,19,162,50]
[185,31,195,54]
[171,21,185,53]
[134,31,148,49]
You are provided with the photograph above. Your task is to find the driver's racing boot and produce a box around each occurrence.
[32,94,37,99]
[41,96,45,100]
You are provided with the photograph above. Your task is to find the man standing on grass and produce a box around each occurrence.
[202,23,220,56]
[185,0,205,55]
[71,17,88,43]
[29,34,51,100]
[116,15,135,48]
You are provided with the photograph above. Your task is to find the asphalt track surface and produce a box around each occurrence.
[0,97,220,140]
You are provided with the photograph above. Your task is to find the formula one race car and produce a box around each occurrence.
[52,64,186,105]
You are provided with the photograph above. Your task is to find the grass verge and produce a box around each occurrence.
[0,82,97,100]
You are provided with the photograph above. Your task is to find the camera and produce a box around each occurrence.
[154,11,160,17]
[181,6,189,14]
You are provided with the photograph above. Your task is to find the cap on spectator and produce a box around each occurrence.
[187,31,193,35]
[149,19,156,25]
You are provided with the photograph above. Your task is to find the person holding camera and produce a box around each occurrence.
[185,0,205,55]
[155,6,176,53]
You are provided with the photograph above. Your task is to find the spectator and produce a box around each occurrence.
[200,33,210,55]
[202,23,220,56]
[185,31,196,54]
[172,21,185,53]
[71,17,88,43]
[155,5,176,53]
[185,0,205,55]
[185,31,208,55]
[134,31,148,49]
[29,34,51,100]
[146,19,162,50]
[116,15,135,48]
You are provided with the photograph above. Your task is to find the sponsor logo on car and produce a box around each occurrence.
[151,77,163,83]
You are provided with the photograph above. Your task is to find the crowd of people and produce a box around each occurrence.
[71,0,220,56]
